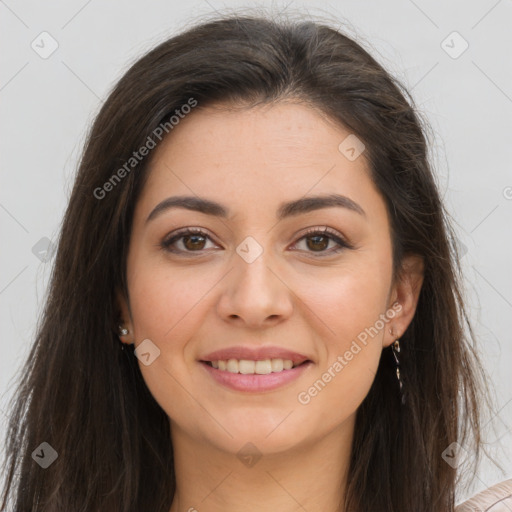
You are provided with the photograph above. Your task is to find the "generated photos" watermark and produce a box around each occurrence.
[93,97,197,200]
[297,302,402,405]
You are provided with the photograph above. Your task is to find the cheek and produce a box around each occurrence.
[126,264,211,420]
[127,260,209,343]
[301,260,391,348]
[293,275,387,431]
[293,260,390,409]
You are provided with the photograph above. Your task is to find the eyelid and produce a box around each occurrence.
[297,226,353,247]
[161,225,354,255]
[290,226,354,255]
[161,227,219,252]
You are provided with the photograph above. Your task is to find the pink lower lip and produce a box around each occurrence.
[200,361,313,392]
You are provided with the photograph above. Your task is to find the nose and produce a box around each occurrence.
[215,247,294,329]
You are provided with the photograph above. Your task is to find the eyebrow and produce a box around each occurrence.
[145,193,366,224]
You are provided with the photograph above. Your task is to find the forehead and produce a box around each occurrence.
[152,100,358,168]
[136,101,384,223]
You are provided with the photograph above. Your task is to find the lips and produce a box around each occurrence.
[200,358,313,392]
[199,346,312,365]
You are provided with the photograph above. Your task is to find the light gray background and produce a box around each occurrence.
[1,0,511,504]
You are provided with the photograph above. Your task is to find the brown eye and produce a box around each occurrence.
[305,234,330,252]
[161,226,353,257]
[161,228,217,254]
[292,227,353,256]
[182,233,207,250]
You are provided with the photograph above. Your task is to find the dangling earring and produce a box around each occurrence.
[390,328,405,405]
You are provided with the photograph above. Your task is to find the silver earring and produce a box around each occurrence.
[118,325,129,336]
[391,335,405,405]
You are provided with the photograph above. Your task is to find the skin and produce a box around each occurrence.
[117,100,424,512]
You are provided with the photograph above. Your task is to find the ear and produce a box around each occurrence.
[383,254,424,348]
[115,288,135,345]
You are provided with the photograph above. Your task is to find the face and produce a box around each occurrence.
[118,101,423,456]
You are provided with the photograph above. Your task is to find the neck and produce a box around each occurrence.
[168,417,354,512]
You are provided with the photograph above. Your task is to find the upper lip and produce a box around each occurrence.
[200,346,312,365]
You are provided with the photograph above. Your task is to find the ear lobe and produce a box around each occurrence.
[115,288,134,343]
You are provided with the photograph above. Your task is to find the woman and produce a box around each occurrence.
[1,11,505,512]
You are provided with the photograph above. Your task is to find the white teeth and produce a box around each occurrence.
[283,359,293,370]
[239,360,255,374]
[271,359,283,372]
[227,359,238,373]
[255,360,272,374]
[208,358,301,374]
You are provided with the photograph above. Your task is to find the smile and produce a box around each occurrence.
[200,359,313,392]
[205,358,302,374]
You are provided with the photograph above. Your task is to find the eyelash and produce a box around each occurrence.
[160,226,354,257]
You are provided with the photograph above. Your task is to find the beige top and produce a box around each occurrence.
[455,479,512,511]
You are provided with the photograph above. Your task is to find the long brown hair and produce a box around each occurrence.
[1,10,489,511]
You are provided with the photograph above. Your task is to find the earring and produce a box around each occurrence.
[118,325,129,336]
[390,329,405,405]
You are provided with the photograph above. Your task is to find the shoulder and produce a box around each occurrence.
[455,479,512,511]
